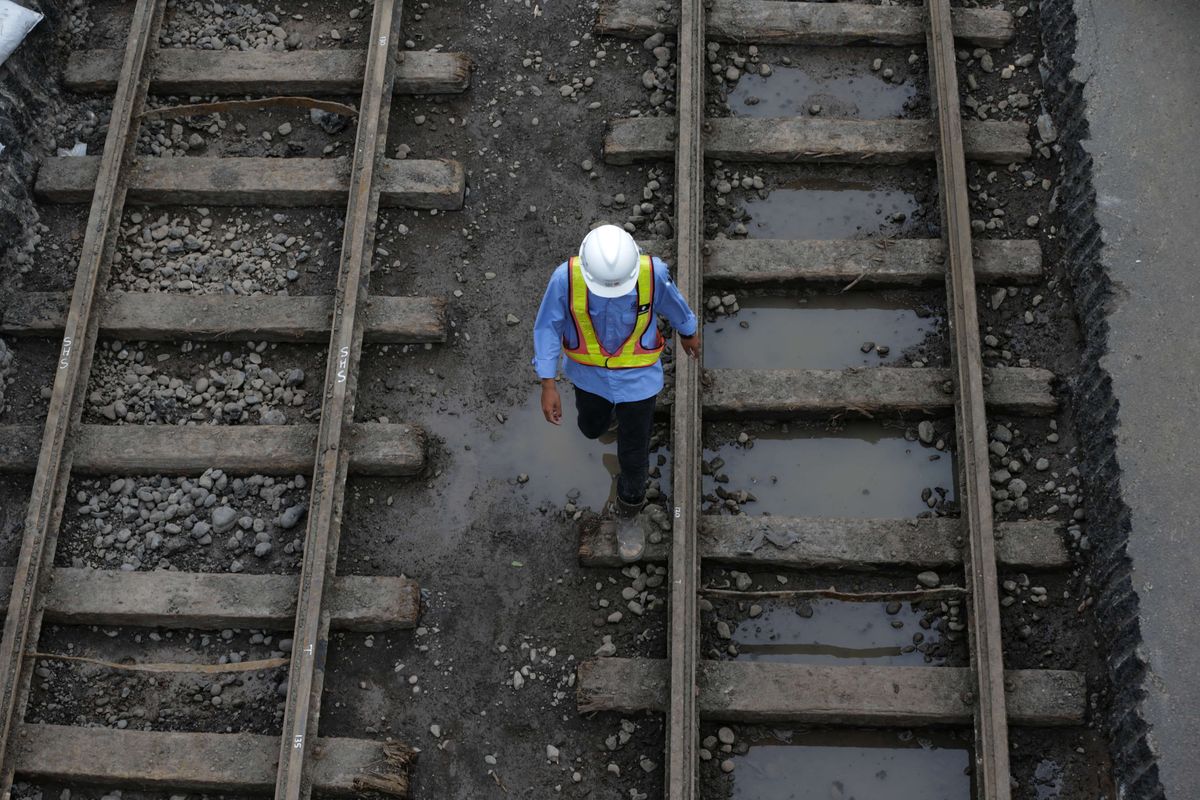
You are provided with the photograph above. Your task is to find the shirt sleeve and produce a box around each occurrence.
[652,257,698,337]
[532,264,570,380]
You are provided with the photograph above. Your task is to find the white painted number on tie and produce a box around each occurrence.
[305,644,314,656]
[336,346,350,383]
[379,35,388,47]
[293,734,304,749]
[58,337,72,369]
[674,506,681,518]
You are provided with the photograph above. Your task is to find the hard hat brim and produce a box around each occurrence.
[582,271,639,299]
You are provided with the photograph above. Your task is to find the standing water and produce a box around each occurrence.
[421,389,671,517]
[704,423,953,518]
[703,295,942,370]
[731,178,922,239]
[729,599,946,666]
[728,63,919,119]
[717,729,971,800]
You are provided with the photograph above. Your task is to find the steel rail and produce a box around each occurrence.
[273,0,405,797]
[666,0,705,790]
[925,0,1012,797]
[0,1,165,795]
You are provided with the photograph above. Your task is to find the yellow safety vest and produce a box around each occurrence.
[563,255,664,369]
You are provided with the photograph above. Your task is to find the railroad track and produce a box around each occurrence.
[575,2,1086,799]
[0,0,469,795]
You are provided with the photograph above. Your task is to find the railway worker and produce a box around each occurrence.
[532,224,701,562]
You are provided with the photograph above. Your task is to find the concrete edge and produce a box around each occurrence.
[1038,2,1164,797]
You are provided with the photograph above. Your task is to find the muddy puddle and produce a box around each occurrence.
[728,63,919,119]
[704,423,953,518]
[728,599,945,666]
[731,178,922,239]
[704,294,943,370]
[421,388,671,518]
[713,728,971,800]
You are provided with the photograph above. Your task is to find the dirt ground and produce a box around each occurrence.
[0,0,1120,797]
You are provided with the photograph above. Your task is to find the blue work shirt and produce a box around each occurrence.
[532,256,698,404]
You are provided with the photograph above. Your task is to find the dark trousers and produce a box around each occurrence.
[574,387,656,505]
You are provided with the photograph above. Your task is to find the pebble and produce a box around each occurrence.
[278,504,305,529]
[916,571,941,588]
[212,505,237,534]
[67,468,307,573]
[111,209,318,296]
[1037,114,1058,144]
[88,342,308,427]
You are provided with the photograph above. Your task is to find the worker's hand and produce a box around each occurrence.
[541,380,562,425]
[679,332,701,360]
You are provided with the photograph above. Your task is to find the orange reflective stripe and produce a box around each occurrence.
[563,255,664,369]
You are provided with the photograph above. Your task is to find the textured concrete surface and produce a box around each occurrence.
[1072,1,1200,796]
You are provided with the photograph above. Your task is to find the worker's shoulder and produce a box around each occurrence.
[648,255,675,282]
[547,261,570,284]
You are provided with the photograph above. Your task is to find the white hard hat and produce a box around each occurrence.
[578,224,641,298]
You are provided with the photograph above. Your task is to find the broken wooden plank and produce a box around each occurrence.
[0,568,418,632]
[0,423,425,475]
[605,117,1030,165]
[0,291,447,344]
[595,0,1015,48]
[35,156,465,210]
[702,367,1057,417]
[579,517,1068,570]
[67,48,472,95]
[14,724,412,796]
[576,658,1086,726]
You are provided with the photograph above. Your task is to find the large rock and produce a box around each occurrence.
[212,505,238,534]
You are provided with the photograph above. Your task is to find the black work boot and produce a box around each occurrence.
[614,496,646,563]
